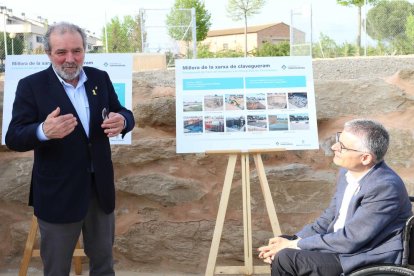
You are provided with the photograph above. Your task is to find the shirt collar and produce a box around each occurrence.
[52,67,88,88]
[345,166,375,184]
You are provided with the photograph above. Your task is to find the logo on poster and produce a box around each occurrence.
[288,65,305,70]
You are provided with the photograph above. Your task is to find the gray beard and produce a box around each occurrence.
[53,64,82,81]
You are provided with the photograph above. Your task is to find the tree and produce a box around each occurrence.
[102,15,143,53]
[314,33,339,58]
[255,41,289,57]
[166,0,212,57]
[337,0,379,51]
[366,0,414,54]
[226,0,266,57]
[406,14,414,46]
[123,15,143,53]
[197,43,244,58]
[0,33,24,62]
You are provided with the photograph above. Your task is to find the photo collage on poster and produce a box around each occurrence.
[182,90,309,134]
[176,56,318,153]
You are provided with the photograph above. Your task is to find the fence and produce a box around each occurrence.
[1,0,414,66]
[290,4,313,56]
[139,8,196,65]
[0,7,197,70]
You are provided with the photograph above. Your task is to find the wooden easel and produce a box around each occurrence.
[19,215,86,276]
[205,151,282,276]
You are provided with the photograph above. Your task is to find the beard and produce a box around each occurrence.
[53,62,82,81]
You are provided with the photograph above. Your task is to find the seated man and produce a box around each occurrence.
[258,119,413,276]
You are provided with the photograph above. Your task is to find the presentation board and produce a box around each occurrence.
[175,56,319,153]
[2,53,133,145]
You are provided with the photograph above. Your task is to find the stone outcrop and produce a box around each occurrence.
[2,56,414,273]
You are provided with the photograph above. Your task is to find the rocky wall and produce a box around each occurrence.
[1,56,414,274]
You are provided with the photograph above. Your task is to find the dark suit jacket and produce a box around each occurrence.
[5,65,134,223]
[296,161,412,274]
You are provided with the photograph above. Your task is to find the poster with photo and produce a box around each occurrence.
[2,53,133,145]
[175,56,319,153]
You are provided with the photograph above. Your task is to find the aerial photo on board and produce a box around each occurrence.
[246,93,266,110]
[205,115,225,133]
[288,92,308,109]
[226,115,246,132]
[204,94,224,111]
[225,94,245,110]
[267,92,287,109]
[247,114,267,131]
[268,114,289,131]
[183,116,203,133]
[289,113,310,130]
[183,96,203,112]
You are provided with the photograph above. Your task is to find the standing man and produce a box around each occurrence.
[6,22,134,276]
[258,119,412,276]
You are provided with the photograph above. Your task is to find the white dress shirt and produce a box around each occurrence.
[333,168,373,232]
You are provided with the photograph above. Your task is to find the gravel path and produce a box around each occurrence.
[313,55,414,80]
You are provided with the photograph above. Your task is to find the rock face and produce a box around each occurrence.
[2,56,414,273]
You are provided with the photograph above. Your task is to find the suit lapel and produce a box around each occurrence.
[84,71,99,139]
[46,66,77,116]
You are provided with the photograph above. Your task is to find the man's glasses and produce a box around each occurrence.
[335,132,363,153]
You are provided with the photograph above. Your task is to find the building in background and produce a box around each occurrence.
[0,6,103,55]
[203,22,305,54]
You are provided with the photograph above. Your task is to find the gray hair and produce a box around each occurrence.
[43,22,87,52]
[344,119,389,163]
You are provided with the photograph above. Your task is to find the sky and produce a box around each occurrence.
[0,0,363,44]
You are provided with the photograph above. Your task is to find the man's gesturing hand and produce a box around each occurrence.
[101,112,125,137]
[43,107,78,139]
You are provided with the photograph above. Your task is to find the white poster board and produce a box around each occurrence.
[175,56,319,153]
[2,53,133,145]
